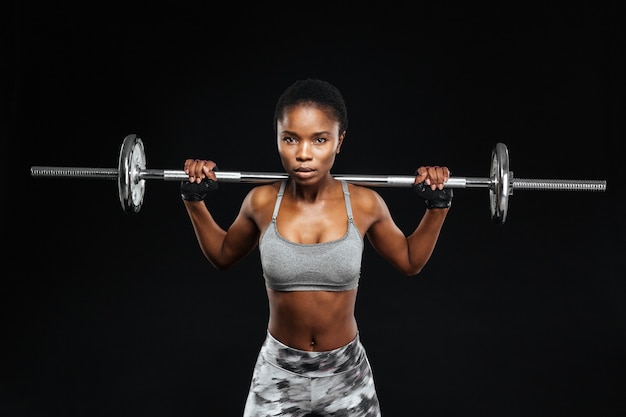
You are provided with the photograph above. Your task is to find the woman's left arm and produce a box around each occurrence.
[364,165,452,276]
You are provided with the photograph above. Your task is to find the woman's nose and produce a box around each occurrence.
[296,142,312,160]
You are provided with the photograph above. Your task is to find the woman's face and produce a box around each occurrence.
[276,104,344,183]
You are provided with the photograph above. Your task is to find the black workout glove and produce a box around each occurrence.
[414,182,453,209]
[180,178,218,201]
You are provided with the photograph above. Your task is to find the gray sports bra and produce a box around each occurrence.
[259,180,364,291]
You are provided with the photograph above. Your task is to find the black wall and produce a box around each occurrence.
[4,3,625,417]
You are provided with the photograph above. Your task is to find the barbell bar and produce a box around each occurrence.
[30,134,607,224]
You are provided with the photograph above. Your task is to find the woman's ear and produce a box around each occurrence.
[337,131,346,154]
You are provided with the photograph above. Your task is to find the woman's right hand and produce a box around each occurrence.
[183,159,218,184]
[180,159,219,202]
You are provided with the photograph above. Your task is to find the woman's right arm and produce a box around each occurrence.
[181,159,260,270]
[183,197,260,270]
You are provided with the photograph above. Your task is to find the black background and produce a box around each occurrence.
[4,3,626,417]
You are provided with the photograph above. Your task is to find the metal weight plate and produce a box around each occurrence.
[489,142,511,224]
[118,134,146,214]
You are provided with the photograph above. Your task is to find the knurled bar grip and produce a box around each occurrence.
[508,178,606,192]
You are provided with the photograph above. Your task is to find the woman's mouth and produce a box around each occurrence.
[294,167,315,178]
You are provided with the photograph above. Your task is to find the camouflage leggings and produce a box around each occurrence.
[243,331,382,417]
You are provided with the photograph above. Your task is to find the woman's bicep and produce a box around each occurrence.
[366,212,411,270]
[220,190,264,262]
[222,211,260,259]
[360,189,411,270]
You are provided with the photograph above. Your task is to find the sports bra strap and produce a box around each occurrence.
[341,181,354,221]
[271,180,287,221]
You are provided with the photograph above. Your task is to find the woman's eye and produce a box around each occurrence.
[315,137,327,144]
[283,137,296,143]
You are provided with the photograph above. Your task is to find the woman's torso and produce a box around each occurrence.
[257,180,364,351]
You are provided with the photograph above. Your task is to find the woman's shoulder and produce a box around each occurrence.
[345,182,386,210]
[344,182,392,233]
[346,181,381,198]
[243,182,282,209]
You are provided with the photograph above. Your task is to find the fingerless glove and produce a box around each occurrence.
[180,179,218,201]
[414,182,453,209]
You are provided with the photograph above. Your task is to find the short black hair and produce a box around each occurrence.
[273,79,348,134]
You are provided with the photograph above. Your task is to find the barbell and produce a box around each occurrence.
[30,134,607,224]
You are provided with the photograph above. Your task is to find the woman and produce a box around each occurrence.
[181,79,452,416]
